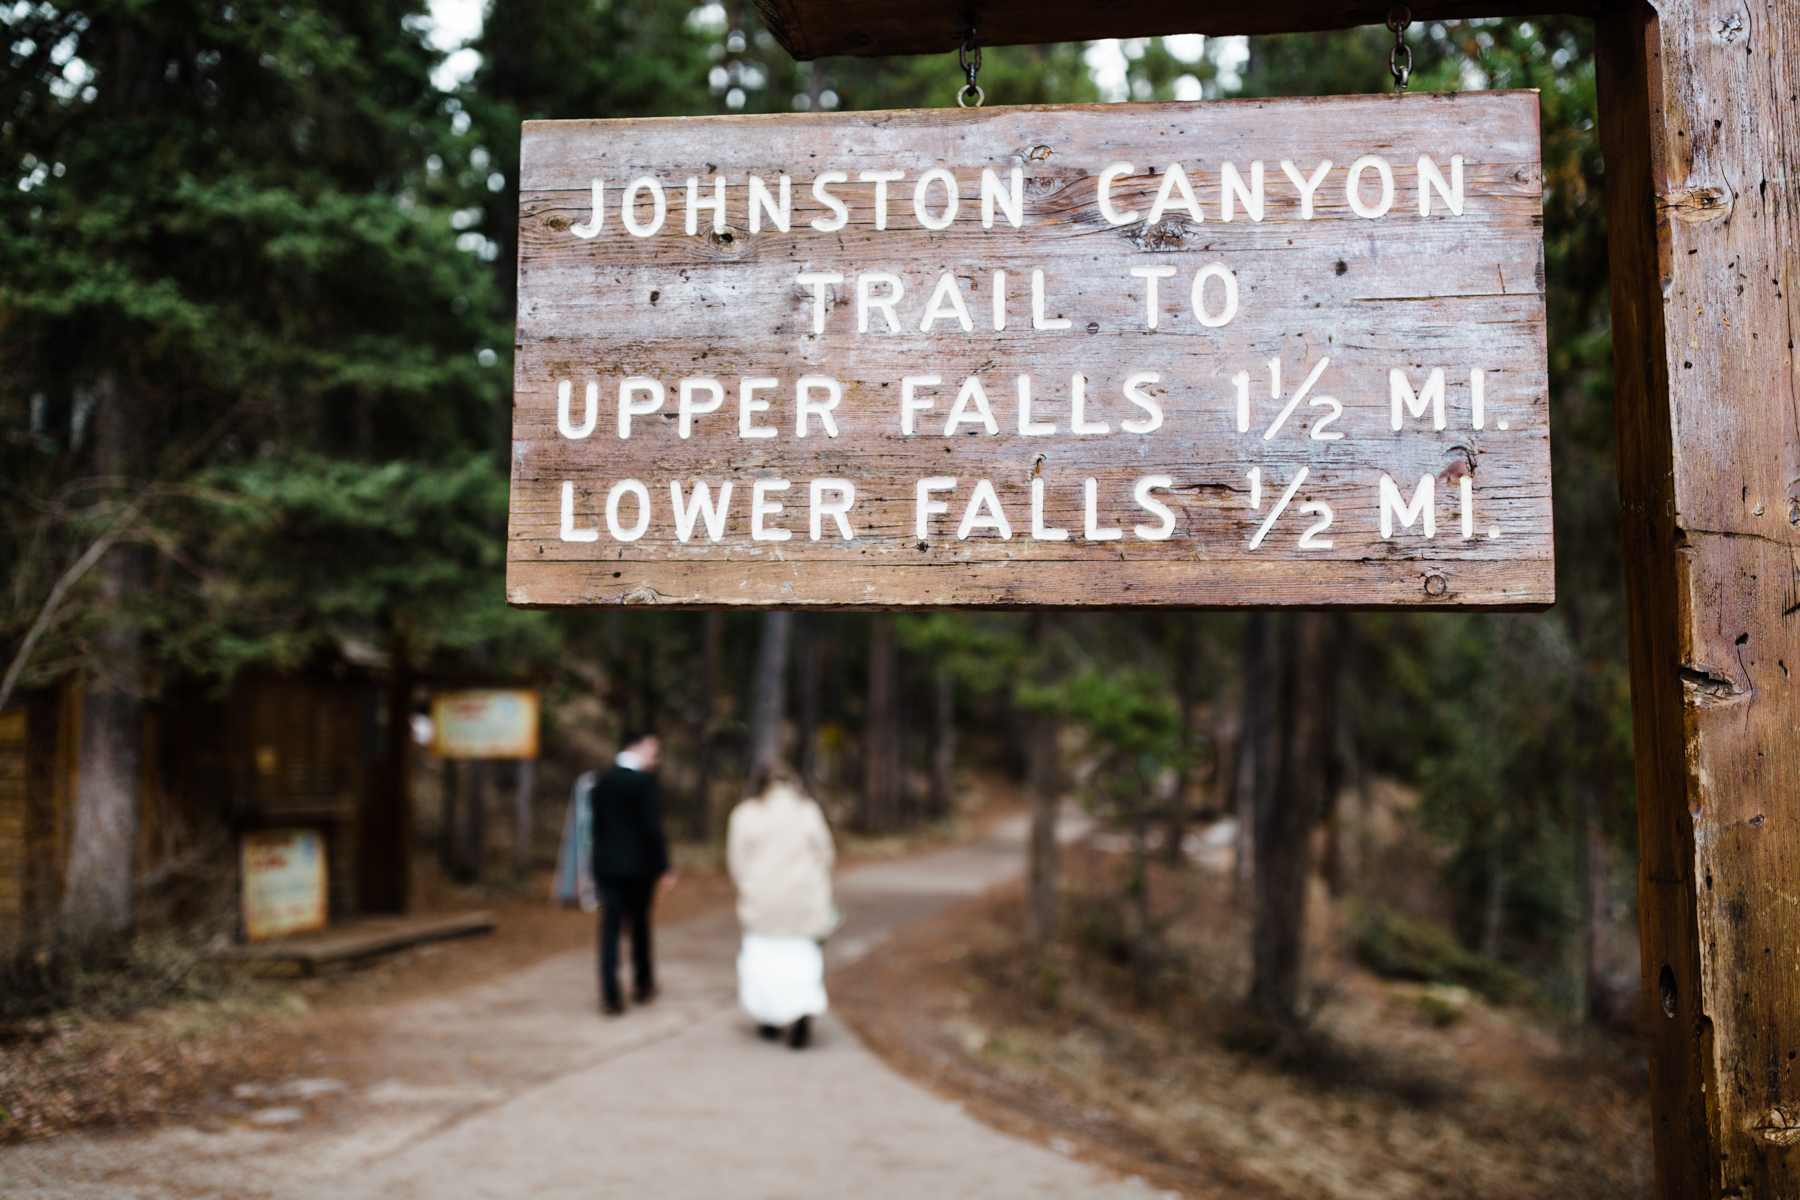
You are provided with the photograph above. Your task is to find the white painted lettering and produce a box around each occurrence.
[916,477,955,540]
[1418,155,1465,216]
[956,479,1013,540]
[1390,367,1447,430]
[618,377,663,438]
[1130,265,1177,329]
[606,479,650,541]
[622,176,666,237]
[981,166,1024,229]
[739,376,778,439]
[560,481,599,542]
[795,375,842,437]
[810,479,856,541]
[1098,162,1138,226]
[810,171,849,232]
[557,380,598,439]
[1379,473,1437,538]
[1279,159,1332,220]
[751,478,792,541]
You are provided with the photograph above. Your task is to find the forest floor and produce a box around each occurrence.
[834,842,1655,1199]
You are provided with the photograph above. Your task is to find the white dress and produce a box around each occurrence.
[737,934,828,1025]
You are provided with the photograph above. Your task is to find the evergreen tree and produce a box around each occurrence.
[1,1,526,941]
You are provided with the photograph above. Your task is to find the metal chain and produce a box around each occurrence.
[1387,6,1413,92]
[957,29,984,108]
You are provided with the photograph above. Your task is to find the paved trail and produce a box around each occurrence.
[4,816,1157,1199]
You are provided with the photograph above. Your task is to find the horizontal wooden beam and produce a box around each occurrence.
[756,0,1609,60]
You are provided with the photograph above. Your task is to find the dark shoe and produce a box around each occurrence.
[601,1000,625,1017]
[634,985,659,1005]
[757,1024,782,1041]
[787,1016,812,1050]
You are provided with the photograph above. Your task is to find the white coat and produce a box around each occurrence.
[726,782,837,940]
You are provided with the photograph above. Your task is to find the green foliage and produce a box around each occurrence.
[1351,903,1529,1005]
[1025,665,1183,769]
[164,451,557,679]
[895,613,1032,696]
[2,1,516,687]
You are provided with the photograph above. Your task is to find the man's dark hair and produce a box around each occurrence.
[619,728,655,751]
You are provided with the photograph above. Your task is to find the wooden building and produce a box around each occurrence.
[0,665,411,957]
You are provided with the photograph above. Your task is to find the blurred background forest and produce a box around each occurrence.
[2,0,1636,1049]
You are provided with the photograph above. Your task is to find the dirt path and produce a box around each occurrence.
[3,815,1160,1200]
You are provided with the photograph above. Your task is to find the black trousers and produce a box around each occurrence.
[597,876,658,1008]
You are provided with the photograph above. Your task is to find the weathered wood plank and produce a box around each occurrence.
[754,0,1611,59]
[510,94,1552,608]
[224,911,497,969]
[1597,1,1800,1195]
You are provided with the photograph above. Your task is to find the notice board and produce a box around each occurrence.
[240,828,327,942]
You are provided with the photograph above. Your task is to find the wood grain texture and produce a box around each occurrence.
[754,0,1610,59]
[1597,2,1800,1195]
[509,94,1551,608]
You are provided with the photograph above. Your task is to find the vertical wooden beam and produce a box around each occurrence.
[1597,1,1800,1195]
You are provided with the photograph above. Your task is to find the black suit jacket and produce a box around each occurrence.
[589,765,670,882]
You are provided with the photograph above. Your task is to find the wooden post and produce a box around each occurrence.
[1597,2,1800,1194]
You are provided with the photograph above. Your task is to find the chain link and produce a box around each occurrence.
[1387,6,1413,92]
[956,29,984,107]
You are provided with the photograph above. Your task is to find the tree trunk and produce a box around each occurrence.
[61,371,143,949]
[859,615,900,833]
[1573,783,1611,1022]
[1480,855,1507,961]
[1231,617,1267,902]
[1129,769,1155,1002]
[928,664,956,821]
[1248,612,1339,1025]
[796,616,823,789]
[1320,618,1358,897]
[691,611,724,840]
[460,760,488,883]
[360,634,413,914]
[1025,614,1061,951]
[746,611,792,774]
[1164,619,1198,864]
[635,631,658,734]
[439,757,460,876]
[513,759,536,879]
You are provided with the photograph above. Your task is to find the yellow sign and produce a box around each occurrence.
[432,689,541,759]
[240,829,328,942]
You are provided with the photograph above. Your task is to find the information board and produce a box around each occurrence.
[240,828,327,942]
[431,689,541,759]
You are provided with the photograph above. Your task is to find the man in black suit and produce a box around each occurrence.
[589,729,671,1015]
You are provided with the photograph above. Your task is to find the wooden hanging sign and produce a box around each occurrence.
[507,92,1551,609]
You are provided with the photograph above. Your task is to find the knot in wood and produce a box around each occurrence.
[1126,218,1196,251]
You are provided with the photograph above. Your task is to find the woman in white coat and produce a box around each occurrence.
[726,762,837,1049]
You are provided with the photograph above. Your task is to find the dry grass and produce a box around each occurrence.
[0,855,732,1145]
[833,846,1653,1200]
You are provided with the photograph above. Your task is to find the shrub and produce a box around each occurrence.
[1351,903,1528,1005]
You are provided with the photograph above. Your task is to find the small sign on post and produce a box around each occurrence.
[431,690,541,760]
[508,94,1550,609]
